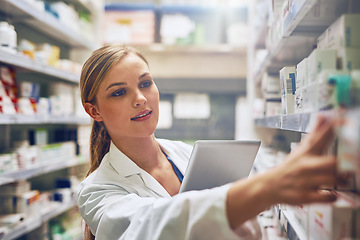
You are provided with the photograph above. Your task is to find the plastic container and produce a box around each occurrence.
[8,24,17,53]
[0,21,10,51]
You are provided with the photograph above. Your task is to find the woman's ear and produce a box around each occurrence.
[84,102,103,122]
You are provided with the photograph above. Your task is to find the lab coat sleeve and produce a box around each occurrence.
[77,182,241,240]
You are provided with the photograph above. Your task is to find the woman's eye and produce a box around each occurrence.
[140,81,152,88]
[112,89,126,97]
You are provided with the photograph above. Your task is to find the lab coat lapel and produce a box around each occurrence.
[107,142,171,198]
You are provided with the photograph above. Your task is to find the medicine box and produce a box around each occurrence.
[307,49,337,85]
[279,66,296,114]
[301,83,318,113]
[337,108,360,192]
[0,181,31,196]
[317,14,360,50]
[294,58,308,113]
[351,70,360,106]
[337,48,360,71]
[103,3,156,45]
[261,73,281,99]
[316,70,350,111]
[308,192,356,240]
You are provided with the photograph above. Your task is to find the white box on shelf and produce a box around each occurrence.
[337,48,360,71]
[317,14,360,50]
[296,58,308,90]
[307,49,337,85]
[261,73,281,98]
[294,88,303,114]
[279,66,296,114]
[302,83,318,113]
[351,70,360,106]
[265,100,282,117]
[308,193,354,240]
[316,70,349,111]
[337,108,360,192]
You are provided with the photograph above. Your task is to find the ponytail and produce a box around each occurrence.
[86,120,111,176]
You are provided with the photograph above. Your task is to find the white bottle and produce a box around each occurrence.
[8,24,17,54]
[0,21,10,51]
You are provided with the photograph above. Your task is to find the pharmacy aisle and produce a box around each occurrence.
[248,0,360,239]
[0,0,103,239]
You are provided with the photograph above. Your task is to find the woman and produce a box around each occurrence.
[76,45,343,240]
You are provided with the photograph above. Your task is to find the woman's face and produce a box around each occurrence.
[92,53,159,139]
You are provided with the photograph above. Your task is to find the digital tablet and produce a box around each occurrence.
[179,140,261,193]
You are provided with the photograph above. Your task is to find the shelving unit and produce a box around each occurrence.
[249,0,360,239]
[0,157,88,186]
[252,0,347,86]
[1,200,76,240]
[0,49,80,84]
[2,0,95,49]
[0,0,99,239]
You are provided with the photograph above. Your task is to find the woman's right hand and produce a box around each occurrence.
[266,114,343,206]
[226,114,346,230]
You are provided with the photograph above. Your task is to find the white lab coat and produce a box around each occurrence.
[76,138,261,240]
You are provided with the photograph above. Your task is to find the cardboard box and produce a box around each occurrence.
[296,57,308,90]
[337,108,360,192]
[279,66,296,114]
[337,48,360,71]
[262,73,281,98]
[301,83,318,113]
[317,14,360,50]
[351,70,360,106]
[308,193,355,240]
[316,70,350,111]
[307,49,337,84]
[294,58,308,113]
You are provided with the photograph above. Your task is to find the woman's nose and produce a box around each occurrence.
[133,90,147,107]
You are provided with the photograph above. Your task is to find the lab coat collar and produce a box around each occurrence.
[107,141,171,198]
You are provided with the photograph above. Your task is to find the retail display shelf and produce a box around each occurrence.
[137,43,247,54]
[0,115,91,125]
[276,206,307,240]
[0,202,76,240]
[0,50,80,84]
[64,0,93,14]
[0,216,42,240]
[0,158,89,186]
[254,109,347,132]
[254,112,318,133]
[2,0,95,49]
[41,201,76,222]
[252,0,348,84]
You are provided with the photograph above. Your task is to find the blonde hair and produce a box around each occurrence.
[79,45,148,240]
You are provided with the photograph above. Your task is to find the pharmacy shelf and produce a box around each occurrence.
[62,0,93,14]
[0,50,80,84]
[252,0,346,84]
[254,110,338,133]
[0,114,90,125]
[0,201,76,240]
[254,109,356,132]
[275,206,307,240]
[255,113,314,133]
[0,157,89,186]
[136,43,247,54]
[1,0,95,49]
[0,216,42,240]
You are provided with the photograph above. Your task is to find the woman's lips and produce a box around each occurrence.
[131,110,152,121]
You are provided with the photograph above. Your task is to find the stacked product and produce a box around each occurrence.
[281,14,360,115]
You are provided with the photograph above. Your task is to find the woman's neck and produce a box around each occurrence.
[112,135,165,171]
